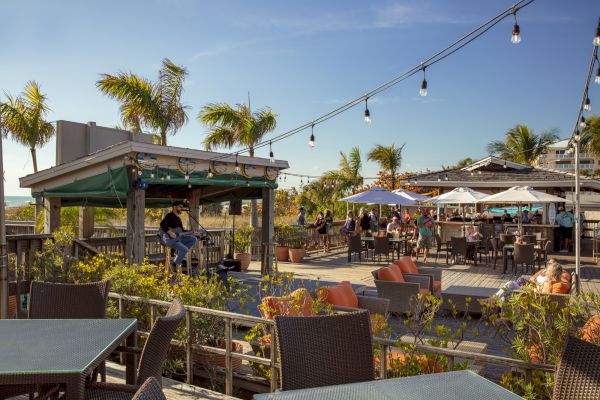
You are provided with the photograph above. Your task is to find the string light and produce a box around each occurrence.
[511,10,521,44]
[166,174,171,180]
[184,174,190,181]
[584,97,591,112]
[235,154,240,173]
[594,17,600,46]
[575,129,581,142]
[580,116,587,128]
[503,161,507,169]
[595,66,600,85]
[420,67,428,97]
[307,176,310,183]
[207,171,213,178]
[444,173,449,181]
[269,141,274,163]
[309,124,315,147]
[188,184,192,188]
[137,169,143,176]
[364,98,371,124]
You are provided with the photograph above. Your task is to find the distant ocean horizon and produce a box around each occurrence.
[4,196,35,208]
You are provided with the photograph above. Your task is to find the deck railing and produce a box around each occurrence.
[107,292,554,396]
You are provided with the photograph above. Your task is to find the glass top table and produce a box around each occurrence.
[253,370,522,400]
[0,318,137,399]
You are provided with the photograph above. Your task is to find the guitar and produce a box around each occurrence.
[159,227,204,244]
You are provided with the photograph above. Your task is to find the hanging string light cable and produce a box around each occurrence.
[205,0,536,163]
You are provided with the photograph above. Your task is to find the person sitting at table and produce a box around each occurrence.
[465,226,482,242]
[340,211,356,235]
[531,210,542,224]
[521,210,531,224]
[386,216,401,234]
[502,209,512,222]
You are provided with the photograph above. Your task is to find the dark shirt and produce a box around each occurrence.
[160,212,183,233]
[315,218,327,234]
[360,214,371,230]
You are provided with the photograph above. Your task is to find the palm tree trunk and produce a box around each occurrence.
[160,129,167,146]
[391,173,396,190]
[30,147,38,173]
[249,147,259,228]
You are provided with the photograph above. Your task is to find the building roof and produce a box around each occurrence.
[402,156,600,190]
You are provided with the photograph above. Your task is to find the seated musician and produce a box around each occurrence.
[160,200,198,272]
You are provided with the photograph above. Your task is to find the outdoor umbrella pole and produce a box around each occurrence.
[0,105,7,319]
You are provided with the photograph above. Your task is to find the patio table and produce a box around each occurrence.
[0,318,137,400]
[253,370,521,399]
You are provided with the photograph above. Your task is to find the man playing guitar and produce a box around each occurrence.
[159,200,198,272]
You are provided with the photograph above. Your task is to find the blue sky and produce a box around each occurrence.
[0,0,598,195]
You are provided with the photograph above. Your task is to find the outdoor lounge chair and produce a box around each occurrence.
[392,257,442,294]
[274,311,374,391]
[370,267,430,315]
[131,377,167,400]
[552,335,600,400]
[83,299,185,400]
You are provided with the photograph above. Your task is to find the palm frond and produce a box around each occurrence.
[203,127,237,151]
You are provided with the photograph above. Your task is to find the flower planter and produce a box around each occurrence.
[275,246,290,262]
[288,248,306,263]
[193,340,244,371]
[235,253,251,271]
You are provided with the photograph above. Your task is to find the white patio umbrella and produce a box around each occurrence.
[429,187,489,234]
[392,189,431,203]
[341,187,416,206]
[479,186,570,231]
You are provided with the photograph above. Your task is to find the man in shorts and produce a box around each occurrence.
[416,208,435,263]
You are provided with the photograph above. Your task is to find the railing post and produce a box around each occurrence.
[447,355,454,371]
[186,310,193,385]
[225,317,233,396]
[525,368,532,384]
[270,322,277,392]
[150,304,157,328]
[379,344,387,379]
[118,297,125,365]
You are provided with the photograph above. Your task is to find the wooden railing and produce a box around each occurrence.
[107,292,555,397]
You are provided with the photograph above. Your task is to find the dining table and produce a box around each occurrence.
[0,318,137,400]
[253,370,522,399]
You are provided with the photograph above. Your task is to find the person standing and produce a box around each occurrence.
[297,206,307,226]
[556,207,574,252]
[324,209,333,252]
[415,208,435,263]
[313,211,327,252]
[359,208,371,235]
[160,200,198,273]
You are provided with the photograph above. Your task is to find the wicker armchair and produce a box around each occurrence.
[274,311,374,391]
[370,268,430,315]
[131,378,167,400]
[29,280,112,319]
[553,335,600,400]
[84,299,185,399]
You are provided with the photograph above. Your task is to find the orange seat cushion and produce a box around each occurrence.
[526,343,543,363]
[433,280,442,292]
[375,351,444,373]
[316,281,359,308]
[560,271,572,284]
[258,288,314,319]
[581,315,600,343]
[551,282,571,294]
[393,257,418,274]
[378,267,405,282]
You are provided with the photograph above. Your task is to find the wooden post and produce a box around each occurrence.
[125,167,145,265]
[188,189,203,271]
[261,188,274,275]
[78,206,95,239]
[43,197,61,234]
[34,197,43,233]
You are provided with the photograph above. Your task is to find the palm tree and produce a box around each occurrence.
[0,81,55,172]
[486,124,559,166]
[322,147,363,196]
[581,115,600,158]
[198,102,278,227]
[96,58,189,146]
[367,143,405,189]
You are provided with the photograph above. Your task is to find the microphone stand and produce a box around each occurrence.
[183,209,213,274]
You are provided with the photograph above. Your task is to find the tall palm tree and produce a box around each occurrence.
[0,81,55,172]
[581,115,600,158]
[322,147,363,196]
[486,124,559,166]
[198,102,278,227]
[367,143,405,189]
[96,58,189,146]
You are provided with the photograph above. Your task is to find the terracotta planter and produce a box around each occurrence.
[194,340,244,371]
[275,246,290,262]
[288,248,306,263]
[235,253,251,271]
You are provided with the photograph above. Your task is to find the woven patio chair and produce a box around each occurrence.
[28,280,111,319]
[434,234,450,264]
[490,237,501,269]
[450,237,468,264]
[131,377,166,400]
[552,335,600,400]
[348,234,366,262]
[274,311,374,391]
[373,236,392,263]
[370,268,430,315]
[512,243,536,275]
[83,298,185,400]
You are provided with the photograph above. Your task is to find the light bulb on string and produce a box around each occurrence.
[235,154,240,173]
[269,141,274,163]
[444,173,449,181]
[584,97,591,112]
[184,174,190,181]
[595,66,600,85]
[137,168,143,176]
[503,161,507,169]
[575,129,581,142]
[580,116,587,128]
[300,177,303,185]
[309,124,315,147]
[511,11,521,44]
[188,184,192,189]
[307,176,310,183]
[364,98,371,124]
[166,174,171,180]
[207,171,213,178]
[419,67,428,97]
[594,18,600,46]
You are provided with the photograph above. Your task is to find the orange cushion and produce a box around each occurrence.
[375,351,444,373]
[258,288,314,319]
[378,267,405,282]
[526,343,543,363]
[433,281,442,292]
[551,282,571,294]
[393,257,418,274]
[560,271,572,284]
[581,315,600,343]
[316,281,359,308]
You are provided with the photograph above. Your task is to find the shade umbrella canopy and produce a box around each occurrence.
[478,186,571,204]
[392,189,431,202]
[341,187,416,206]
[429,187,488,204]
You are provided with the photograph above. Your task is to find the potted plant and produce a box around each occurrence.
[234,225,253,271]
[288,227,307,263]
[275,224,294,262]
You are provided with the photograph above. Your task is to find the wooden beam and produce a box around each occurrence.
[43,197,61,234]
[260,188,274,275]
[78,206,95,239]
[125,167,145,265]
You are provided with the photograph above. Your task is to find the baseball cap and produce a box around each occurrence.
[172,200,185,207]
